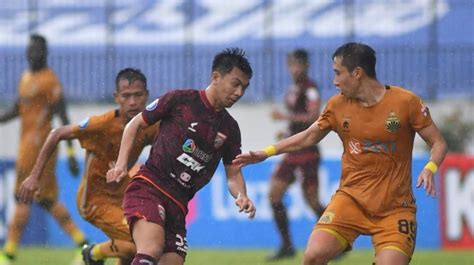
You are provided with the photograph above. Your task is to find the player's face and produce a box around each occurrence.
[114,79,149,121]
[288,59,308,82]
[26,41,47,70]
[214,67,250,109]
[332,56,360,98]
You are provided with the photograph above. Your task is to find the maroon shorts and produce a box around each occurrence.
[272,155,320,193]
[123,178,188,258]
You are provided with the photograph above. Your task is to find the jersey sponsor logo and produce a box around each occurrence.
[349,139,362,154]
[158,204,166,221]
[214,132,227,149]
[188,122,198,132]
[179,172,191,182]
[78,117,90,129]
[385,111,401,133]
[145,98,159,111]
[182,139,212,162]
[349,138,397,154]
[177,153,205,172]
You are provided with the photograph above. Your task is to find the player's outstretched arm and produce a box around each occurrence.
[0,100,19,123]
[233,122,329,167]
[107,113,148,183]
[416,122,448,197]
[19,125,77,203]
[52,96,80,176]
[224,164,256,219]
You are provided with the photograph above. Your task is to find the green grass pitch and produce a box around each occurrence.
[11,247,474,265]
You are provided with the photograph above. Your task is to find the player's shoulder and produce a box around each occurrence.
[78,109,117,129]
[386,85,419,102]
[165,88,199,98]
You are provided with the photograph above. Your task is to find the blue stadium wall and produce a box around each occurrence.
[0,156,442,249]
[0,0,473,103]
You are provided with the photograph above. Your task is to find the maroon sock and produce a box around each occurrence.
[132,253,156,265]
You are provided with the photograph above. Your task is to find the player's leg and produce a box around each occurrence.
[1,201,31,261]
[304,192,364,265]
[131,219,165,264]
[159,253,184,265]
[303,229,346,265]
[267,162,296,260]
[372,211,416,265]
[301,161,325,217]
[44,200,88,247]
[81,203,136,263]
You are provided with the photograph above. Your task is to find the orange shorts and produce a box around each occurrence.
[79,201,132,242]
[315,192,416,258]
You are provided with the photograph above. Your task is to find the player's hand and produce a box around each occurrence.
[416,168,436,197]
[232,151,268,168]
[235,193,256,219]
[67,155,80,177]
[19,175,40,204]
[271,109,287,120]
[106,164,128,183]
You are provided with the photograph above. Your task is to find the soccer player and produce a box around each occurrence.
[0,34,86,265]
[19,68,159,265]
[107,48,257,265]
[266,48,325,261]
[233,43,448,265]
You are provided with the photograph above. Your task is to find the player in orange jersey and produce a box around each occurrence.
[233,43,448,265]
[19,68,159,265]
[0,34,85,265]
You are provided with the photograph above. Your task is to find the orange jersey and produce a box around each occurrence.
[15,68,62,198]
[317,86,432,216]
[70,110,158,210]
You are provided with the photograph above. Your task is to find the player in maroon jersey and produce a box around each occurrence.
[267,49,325,261]
[107,48,256,265]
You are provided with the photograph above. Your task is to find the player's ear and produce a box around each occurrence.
[113,91,119,104]
[211,71,220,83]
[353,66,363,79]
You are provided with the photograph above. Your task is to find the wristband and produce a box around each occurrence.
[424,161,438,174]
[263,145,277,157]
[66,146,75,157]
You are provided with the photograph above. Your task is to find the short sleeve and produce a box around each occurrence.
[222,121,242,165]
[317,97,336,131]
[408,95,433,131]
[141,91,177,125]
[71,115,105,151]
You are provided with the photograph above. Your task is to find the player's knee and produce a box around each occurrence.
[38,199,55,210]
[303,246,332,265]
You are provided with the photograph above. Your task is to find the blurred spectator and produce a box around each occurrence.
[439,108,473,153]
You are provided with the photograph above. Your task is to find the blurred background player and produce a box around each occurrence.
[267,48,325,261]
[233,42,448,265]
[107,48,257,265]
[19,68,159,265]
[0,34,86,265]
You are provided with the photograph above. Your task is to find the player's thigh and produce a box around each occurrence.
[269,162,295,202]
[315,192,367,250]
[160,252,184,265]
[132,218,165,256]
[89,203,132,241]
[372,211,416,260]
[303,229,345,263]
[300,160,319,199]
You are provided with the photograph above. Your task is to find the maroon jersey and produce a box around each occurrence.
[284,78,320,163]
[137,89,242,213]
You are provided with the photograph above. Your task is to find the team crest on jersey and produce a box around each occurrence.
[319,211,335,224]
[214,132,227,149]
[420,100,430,117]
[158,204,166,220]
[146,98,159,111]
[385,111,401,133]
[78,117,90,129]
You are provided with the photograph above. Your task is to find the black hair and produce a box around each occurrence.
[212,48,253,79]
[29,34,47,49]
[115,68,148,91]
[288,48,309,65]
[332,42,377,79]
